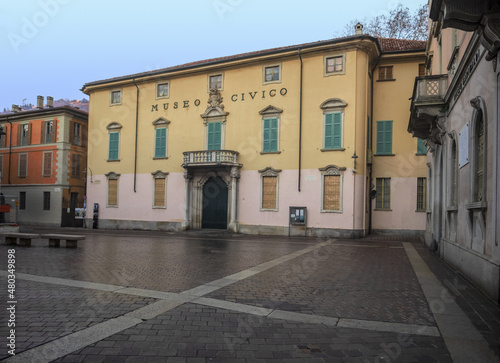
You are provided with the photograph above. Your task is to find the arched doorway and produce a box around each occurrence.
[202,177,228,229]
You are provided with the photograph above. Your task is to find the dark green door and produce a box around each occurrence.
[202,177,228,229]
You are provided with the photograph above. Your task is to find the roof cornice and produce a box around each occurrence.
[0,106,88,122]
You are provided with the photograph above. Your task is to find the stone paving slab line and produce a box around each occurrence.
[403,242,499,363]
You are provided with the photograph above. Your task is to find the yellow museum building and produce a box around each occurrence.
[82,30,427,237]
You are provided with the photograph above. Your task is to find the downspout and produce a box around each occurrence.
[132,78,139,193]
[298,49,303,192]
[7,118,12,185]
[368,53,382,234]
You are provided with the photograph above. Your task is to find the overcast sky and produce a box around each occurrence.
[0,0,425,108]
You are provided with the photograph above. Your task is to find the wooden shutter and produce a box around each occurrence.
[262,176,277,209]
[0,126,6,147]
[52,120,57,143]
[207,122,221,150]
[417,138,426,154]
[81,122,87,147]
[70,121,74,144]
[324,114,334,149]
[377,121,392,154]
[419,64,426,76]
[263,118,278,152]
[155,128,166,157]
[19,154,27,177]
[27,123,32,145]
[108,179,118,206]
[43,152,52,177]
[323,175,341,211]
[17,124,21,146]
[332,113,342,149]
[109,133,119,160]
[41,121,46,144]
[154,178,166,207]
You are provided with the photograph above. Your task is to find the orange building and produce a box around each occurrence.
[0,96,88,226]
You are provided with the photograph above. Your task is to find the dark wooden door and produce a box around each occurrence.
[202,177,228,229]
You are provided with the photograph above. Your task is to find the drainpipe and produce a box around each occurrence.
[298,49,303,192]
[7,118,12,185]
[132,78,139,193]
[368,53,382,234]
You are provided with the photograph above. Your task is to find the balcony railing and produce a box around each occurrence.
[414,74,448,105]
[182,150,239,167]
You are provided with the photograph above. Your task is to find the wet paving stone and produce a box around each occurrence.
[207,242,434,325]
[0,279,156,360]
[54,303,453,362]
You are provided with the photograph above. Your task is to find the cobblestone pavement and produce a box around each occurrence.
[0,227,498,362]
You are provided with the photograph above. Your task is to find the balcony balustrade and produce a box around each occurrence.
[182,150,239,168]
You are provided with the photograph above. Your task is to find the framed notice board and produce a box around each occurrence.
[289,206,307,236]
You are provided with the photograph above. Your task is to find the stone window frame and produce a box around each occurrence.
[105,171,120,208]
[107,122,122,162]
[259,105,283,154]
[262,63,282,85]
[416,177,427,212]
[320,98,347,152]
[153,118,170,159]
[324,53,346,77]
[151,170,168,209]
[447,132,459,209]
[207,73,224,92]
[156,81,170,100]
[110,89,122,106]
[258,167,281,212]
[467,96,487,210]
[319,165,345,213]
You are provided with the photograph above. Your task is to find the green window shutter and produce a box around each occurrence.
[263,118,278,152]
[109,133,119,160]
[207,122,221,150]
[377,121,393,154]
[155,128,167,157]
[324,113,334,149]
[332,113,342,149]
[417,138,426,154]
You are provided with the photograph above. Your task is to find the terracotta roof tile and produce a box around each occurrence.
[83,36,425,88]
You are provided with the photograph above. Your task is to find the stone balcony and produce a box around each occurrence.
[182,150,240,168]
[408,74,448,140]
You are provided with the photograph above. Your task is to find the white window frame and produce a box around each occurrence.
[263,63,282,85]
[258,167,281,212]
[207,73,224,92]
[105,172,120,208]
[324,53,346,76]
[319,165,345,213]
[151,171,168,209]
[110,89,122,106]
[156,81,170,99]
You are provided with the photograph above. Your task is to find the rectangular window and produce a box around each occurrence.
[417,177,427,212]
[261,176,278,210]
[417,138,426,154]
[19,192,26,210]
[42,121,55,144]
[324,112,342,149]
[376,121,393,155]
[155,128,167,158]
[418,63,426,76]
[323,175,341,211]
[0,125,7,147]
[156,82,169,98]
[207,122,222,150]
[379,66,394,80]
[153,178,166,208]
[72,122,81,146]
[71,154,81,178]
[18,153,28,178]
[264,65,281,83]
[43,192,50,211]
[108,179,118,206]
[110,90,121,105]
[262,118,278,152]
[209,74,222,90]
[376,178,391,210]
[326,56,344,74]
[108,132,120,160]
[43,152,52,177]
[18,123,30,146]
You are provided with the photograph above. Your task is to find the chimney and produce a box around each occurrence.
[355,22,363,35]
[12,105,19,113]
[37,95,44,109]
[46,96,54,108]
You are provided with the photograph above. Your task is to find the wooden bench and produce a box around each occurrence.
[40,234,86,248]
[0,233,39,247]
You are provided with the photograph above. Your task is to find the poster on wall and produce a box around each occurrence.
[459,123,469,168]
